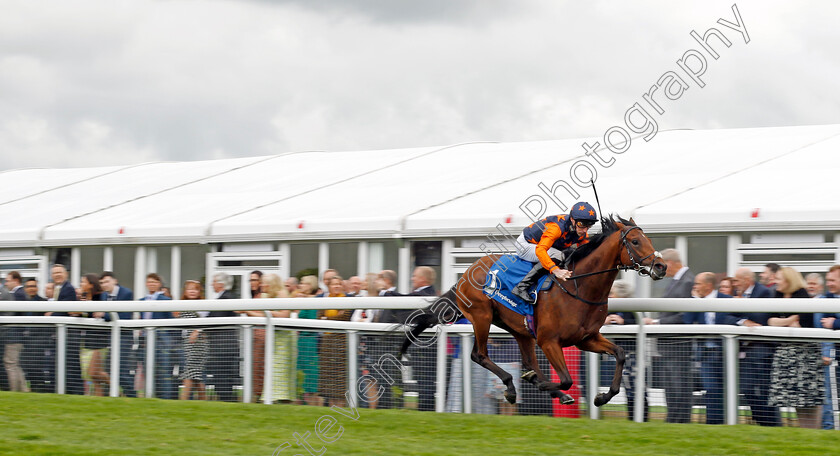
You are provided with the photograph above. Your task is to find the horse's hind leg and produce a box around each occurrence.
[577,333,625,407]
[471,318,517,404]
[513,333,575,405]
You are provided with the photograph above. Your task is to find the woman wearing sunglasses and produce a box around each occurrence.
[511,201,598,304]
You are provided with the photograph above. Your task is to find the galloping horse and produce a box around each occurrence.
[401,215,667,406]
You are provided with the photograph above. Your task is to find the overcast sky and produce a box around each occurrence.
[1,0,838,171]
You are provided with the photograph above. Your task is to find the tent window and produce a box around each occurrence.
[113,247,136,292]
[80,247,104,275]
[290,243,318,278]
[648,236,676,252]
[687,236,727,275]
[328,242,358,278]
[180,245,206,285]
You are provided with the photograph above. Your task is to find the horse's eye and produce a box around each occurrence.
[632,239,639,246]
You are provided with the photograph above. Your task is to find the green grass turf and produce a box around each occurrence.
[2,392,839,455]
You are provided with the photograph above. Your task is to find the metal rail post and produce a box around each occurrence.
[634,312,647,423]
[109,313,121,398]
[832,362,839,430]
[242,325,253,403]
[724,335,738,425]
[348,330,359,407]
[461,334,473,414]
[145,327,156,398]
[587,351,600,420]
[435,326,448,413]
[56,324,66,395]
[263,312,275,404]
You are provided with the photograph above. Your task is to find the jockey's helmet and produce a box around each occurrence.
[570,202,597,225]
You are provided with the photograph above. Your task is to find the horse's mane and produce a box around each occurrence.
[565,214,636,264]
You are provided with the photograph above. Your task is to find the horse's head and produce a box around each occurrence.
[617,218,667,280]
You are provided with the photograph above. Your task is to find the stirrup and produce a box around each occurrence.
[512,286,535,304]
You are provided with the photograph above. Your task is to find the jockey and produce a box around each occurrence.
[511,202,597,304]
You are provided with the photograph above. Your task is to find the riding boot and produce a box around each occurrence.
[511,263,547,304]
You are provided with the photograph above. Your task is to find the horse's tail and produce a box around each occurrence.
[399,286,461,357]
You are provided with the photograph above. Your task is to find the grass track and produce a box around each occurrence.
[2,392,839,455]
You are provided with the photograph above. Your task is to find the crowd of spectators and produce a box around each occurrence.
[605,251,840,429]
[0,264,440,410]
[3,257,840,427]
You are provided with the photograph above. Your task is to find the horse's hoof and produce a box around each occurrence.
[520,370,536,381]
[559,393,575,405]
[594,393,609,407]
[504,390,517,405]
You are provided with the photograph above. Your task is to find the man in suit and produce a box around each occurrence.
[606,281,650,421]
[21,279,53,393]
[0,281,13,391]
[731,267,780,426]
[819,265,840,330]
[50,264,83,394]
[684,272,734,424]
[51,264,78,302]
[2,271,29,392]
[248,270,263,299]
[346,276,364,297]
[366,270,401,409]
[100,271,136,396]
[760,263,780,292]
[375,270,401,324]
[406,266,438,412]
[315,269,338,298]
[818,265,840,429]
[4,271,25,301]
[207,272,239,402]
[644,248,695,423]
[138,273,177,399]
[806,272,830,428]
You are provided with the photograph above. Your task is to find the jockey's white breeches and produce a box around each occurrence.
[515,233,563,265]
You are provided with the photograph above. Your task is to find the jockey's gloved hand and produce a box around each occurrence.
[552,269,571,281]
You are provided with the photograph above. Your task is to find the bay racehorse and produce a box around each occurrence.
[400,215,667,406]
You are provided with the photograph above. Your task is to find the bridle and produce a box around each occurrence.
[618,226,662,277]
[554,225,662,305]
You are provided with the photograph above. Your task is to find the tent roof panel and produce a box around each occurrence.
[1,124,838,247]
[402,125,840,233]
[39,146,442,241]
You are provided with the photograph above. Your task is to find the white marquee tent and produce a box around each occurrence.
[1,123,838,248]
[1,123,839,295]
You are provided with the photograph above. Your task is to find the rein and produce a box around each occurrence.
[567,266,624,280]
[555,225,659,305]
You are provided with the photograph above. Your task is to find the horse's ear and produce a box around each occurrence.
[628,217,636,226]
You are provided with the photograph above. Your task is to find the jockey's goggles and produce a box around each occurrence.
[575,219,596,229]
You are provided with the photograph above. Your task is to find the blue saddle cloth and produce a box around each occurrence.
[482,255,553,317]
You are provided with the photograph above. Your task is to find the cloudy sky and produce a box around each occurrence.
[1,0,838,171]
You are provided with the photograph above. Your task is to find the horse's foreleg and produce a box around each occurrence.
[577,333,625,407]
[471,318,517,404]
[514,334,574,404]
